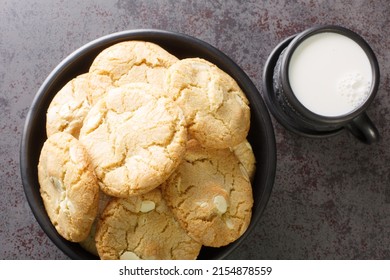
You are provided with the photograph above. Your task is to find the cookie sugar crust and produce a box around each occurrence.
[46,73,113,139]
[95,188,201,260]
[164,58,250,149]
[79,83,187,198]
[38,132,99,242]
[162,139,253,247]
[89,41,178,87]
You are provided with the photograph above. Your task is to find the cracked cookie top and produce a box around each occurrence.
[89,41,179,87]
[38,132,100,242]
[79,83,187,198]
[164,58,250,149]
[95,188,201,260]
[46,72,113,139]
[162,139,253,247]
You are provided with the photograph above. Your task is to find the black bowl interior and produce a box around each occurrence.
[20,29,276,260]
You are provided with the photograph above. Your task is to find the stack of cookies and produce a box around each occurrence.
[38,41,256,260]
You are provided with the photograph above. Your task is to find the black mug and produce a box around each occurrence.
[271,25,380,144]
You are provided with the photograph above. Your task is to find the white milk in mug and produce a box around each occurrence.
[288,32,372,117]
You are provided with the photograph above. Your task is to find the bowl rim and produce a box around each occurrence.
[20,28,277,259]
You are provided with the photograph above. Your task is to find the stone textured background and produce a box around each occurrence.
[1,0,389,259]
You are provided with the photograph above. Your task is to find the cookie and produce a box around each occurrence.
[79,83,187,198]
[46,73,113,138]
[89,41,179,87]
[162,139,253,247]
[164,58,250,149]
[231,139,256,182]
[95,188,202,260]
[37,132,99,242]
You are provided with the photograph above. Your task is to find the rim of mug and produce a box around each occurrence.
[280,24,380,125]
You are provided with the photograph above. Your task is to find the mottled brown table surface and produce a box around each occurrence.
[1,0,389,259]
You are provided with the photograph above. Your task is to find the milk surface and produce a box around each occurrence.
[288,32,372,117]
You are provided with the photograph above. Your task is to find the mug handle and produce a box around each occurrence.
[346,113,380,144]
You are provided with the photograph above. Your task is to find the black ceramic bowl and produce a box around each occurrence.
[20,29,276,260]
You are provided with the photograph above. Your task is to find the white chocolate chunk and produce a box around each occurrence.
[50,177,64,191]
[140,200,155,213]
[120,251,141,260]
[59,197,75,213]
[225,218,234,229]
[196,201,209,208]
[213,195,227,214]
[235,94,245,106]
